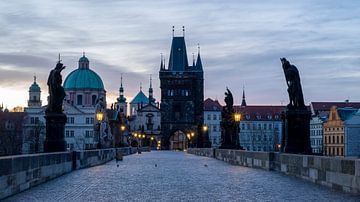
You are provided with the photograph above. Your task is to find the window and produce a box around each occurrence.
[337,136,339,144]
[30,117,35,124]
[213,114,217,120]
[71,131,74,137]
[207,114,211,120]
[269,124,272,130]
[86,131,90,137]
[66,131,69,137]
[77,94,83,105]
[213,125,217,132]
[92,95,97,106]
[86,118,90,124]
[91,118,94,124]
[341,136,343,144]
[35,117,39,124]
[258,124,261,130]
[241,124,245,130]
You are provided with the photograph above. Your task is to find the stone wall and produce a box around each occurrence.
[187,148,215,158]
[188,148,360,194]
[0,147,137,199]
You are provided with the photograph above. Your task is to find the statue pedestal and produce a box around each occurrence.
[283,108,312,154]
[44,113,67,152]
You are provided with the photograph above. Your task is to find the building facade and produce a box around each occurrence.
[204,98,222,148]
[237,106,284,152]
[23,54,107,152]
[310,116,325,154]
[323,106,358,157]
[159,32,204,150]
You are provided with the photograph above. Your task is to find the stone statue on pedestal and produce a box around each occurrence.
[44,59,67,152]
[220,88,241,149]
[280,58,311,154]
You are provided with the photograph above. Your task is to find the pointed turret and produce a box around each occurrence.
[160,53,165,70]
[241,86,247,107]
[28,75,42,107]
[192,53,195,67]
[195,44,203,70]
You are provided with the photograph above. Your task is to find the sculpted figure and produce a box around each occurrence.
[224,88,233,110]
[46,61,66,113]
[281,58,305,108]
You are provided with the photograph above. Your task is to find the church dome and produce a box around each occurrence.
[63,54,104,90]
[29,76,41,92]
[29,82,41,92]
[64,69,104,90]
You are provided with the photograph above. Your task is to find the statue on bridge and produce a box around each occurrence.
[281,58,305,109]
[220,88,241,149]
[44,56,67,152]
[280,58,311,154]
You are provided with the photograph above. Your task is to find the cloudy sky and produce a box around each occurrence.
[0,0,360,109]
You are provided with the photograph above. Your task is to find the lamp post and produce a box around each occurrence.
[118,124,126,147]
[95,111,104,149]
[234,112,242,149]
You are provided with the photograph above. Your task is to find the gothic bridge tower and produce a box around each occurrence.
[159,28,204,150]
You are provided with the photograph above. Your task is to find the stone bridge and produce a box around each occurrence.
[2,150,358,201]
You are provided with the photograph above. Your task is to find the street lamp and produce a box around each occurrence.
[234,113,241,122]
[95,111,104,149]
[202,125,208,132]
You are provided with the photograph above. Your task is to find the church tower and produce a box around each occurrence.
[116,75,127,116]
[241,86,247,107]
[159,27,204,149]
[28,76,42,107]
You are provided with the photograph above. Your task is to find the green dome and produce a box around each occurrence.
[29,82,41,92]
[64,68,104,90]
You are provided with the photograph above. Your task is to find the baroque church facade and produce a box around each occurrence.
[159,32,204,150]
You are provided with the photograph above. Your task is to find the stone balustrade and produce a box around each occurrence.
[0,147,140,199]
[188,148,360,194]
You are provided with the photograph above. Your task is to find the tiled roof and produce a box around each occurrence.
[311,102,360,113]
[130,91,149,104]
[204,98,222,111]
[234,105,286,121]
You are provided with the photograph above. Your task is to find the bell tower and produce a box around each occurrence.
[28,76,42,107]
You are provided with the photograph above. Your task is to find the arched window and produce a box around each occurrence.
[77,94,83,105]
[92,95,97,106]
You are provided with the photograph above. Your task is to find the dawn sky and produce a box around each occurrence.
[1,0,360,109]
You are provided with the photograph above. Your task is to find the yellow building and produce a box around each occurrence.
[323,106,357,156]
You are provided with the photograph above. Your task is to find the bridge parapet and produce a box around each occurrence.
[0,147,138,199]
[188,148,360,194]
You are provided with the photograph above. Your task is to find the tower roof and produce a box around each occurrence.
[130,90,149,104]
[168,36,189,71]
[29,76,41,92]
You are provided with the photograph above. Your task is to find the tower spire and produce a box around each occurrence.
[117,73,126,103]
[33,74,36,83]
[241,85,247,107]
[192,53,195,67]
[172,26,175,37]
[149,74,154,104]
[140,82,142,91]
[182,26,185,37]
[83,51,85,57]
[195,43,203,70]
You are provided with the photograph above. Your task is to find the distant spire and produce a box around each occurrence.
[241,85,247,107]
[33,74,36,83]
[149,74,154,104]
[120,74,123,87]
[150,74,153,88]
[83,51,85,57]
[192,53,195,66]
[140,82,142,91]
[182,26,185,37]
[172,26,175,37]
[117,74,126,103]
[195,44,203,70]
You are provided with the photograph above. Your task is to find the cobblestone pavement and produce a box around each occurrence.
[5,151,359,202]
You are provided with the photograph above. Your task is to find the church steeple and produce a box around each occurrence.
[241,86,247,107]
[117,74,126,103]
[160,53,165,70]
[28,75,42,107]
[148,75,155,104]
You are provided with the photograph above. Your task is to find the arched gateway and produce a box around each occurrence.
[169,130,187,150]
